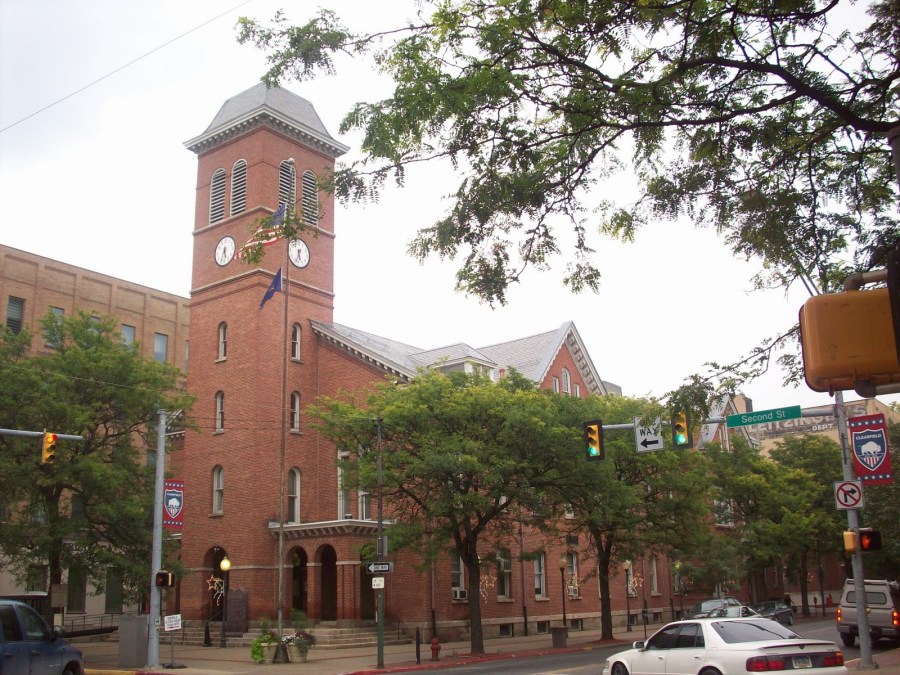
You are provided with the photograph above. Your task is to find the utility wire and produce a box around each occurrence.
[0,0,252,135]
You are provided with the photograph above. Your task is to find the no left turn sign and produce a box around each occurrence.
[834,480,864,510]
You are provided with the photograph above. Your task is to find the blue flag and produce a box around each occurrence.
[260,268,282,309]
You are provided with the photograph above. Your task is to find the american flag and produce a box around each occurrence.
[237,203,286,258]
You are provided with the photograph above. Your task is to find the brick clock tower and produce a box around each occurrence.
[179,84,364,626]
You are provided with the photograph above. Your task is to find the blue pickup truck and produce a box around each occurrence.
[0,600,83,675]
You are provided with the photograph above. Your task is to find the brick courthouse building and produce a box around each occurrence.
[177,83,626,639]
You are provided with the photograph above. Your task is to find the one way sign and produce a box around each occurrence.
[365,562,393,574]
[634,417,664,454]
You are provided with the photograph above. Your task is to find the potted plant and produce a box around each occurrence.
[283,629,316,663]
[250,617,279,664]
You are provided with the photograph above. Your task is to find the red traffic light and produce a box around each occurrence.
[41,432,58,465]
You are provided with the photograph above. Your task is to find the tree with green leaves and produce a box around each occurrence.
[237,1,898,319]
[549,395,713,639]
[310,368,578,655]
[0,311,194,602]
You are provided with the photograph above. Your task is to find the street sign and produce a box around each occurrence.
[164,614,182,632]
[726,405,801,428]
[634,417,664,453]
[834,480,864,510]
[365,562,393,574]
[372,576,385,589]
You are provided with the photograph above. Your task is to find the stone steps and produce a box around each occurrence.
[176,622,412,649]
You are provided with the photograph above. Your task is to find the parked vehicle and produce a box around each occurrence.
[602,617,847,675]
[752,600,795,625]
[836,579,900,647]
[0,599,83,675]
[685,596,741,618]
[708,605,760,619]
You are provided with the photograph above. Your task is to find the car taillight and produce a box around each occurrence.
[746,656,787,671]
[822,651,844,667]
[892,610,899,627]
[836,607,842,622]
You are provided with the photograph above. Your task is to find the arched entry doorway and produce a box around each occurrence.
[319,546,337,621]
[291,548,308,614]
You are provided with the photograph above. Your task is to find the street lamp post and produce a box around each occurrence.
[219,556,231,648]
[623,561,632,630]
[558,555,568,627]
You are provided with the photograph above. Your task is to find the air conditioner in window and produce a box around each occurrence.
[452,589,468,601]
[568,586,580,599]
[344,513,353,519]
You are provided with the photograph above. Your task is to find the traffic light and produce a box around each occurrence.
[842,530,858,554]
[583,420,604,461]
[41,432,58,465]
[859,528,883,552]
[671,412,693,449]
[155,570,174,587]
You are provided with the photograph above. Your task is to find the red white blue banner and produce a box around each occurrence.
[163,479,184,529]
[848,414,893,486]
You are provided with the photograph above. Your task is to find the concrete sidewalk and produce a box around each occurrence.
[79,623,900,675]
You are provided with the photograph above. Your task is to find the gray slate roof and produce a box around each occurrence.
[310,320,610,395]
[184,83,349,157]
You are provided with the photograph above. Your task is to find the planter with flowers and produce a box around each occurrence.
[283,630,316,663]
[250,618,279,664]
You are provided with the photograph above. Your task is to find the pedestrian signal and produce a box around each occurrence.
[859,528,883,551]
[155,570,174,587]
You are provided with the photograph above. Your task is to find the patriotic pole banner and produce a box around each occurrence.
[163,479,185,529]
[848,414,894,486]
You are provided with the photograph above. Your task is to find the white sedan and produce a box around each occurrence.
[602,618,847,675]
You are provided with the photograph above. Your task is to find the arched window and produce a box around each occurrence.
[230,160,247,216]
[279,160,296,209]
[215,391,225,431]
[301,170,318,225]
[562,368,571,395]
[290,391,301,431]
[291,323,302,360]
[287,468,301,523]
[212,465,224,514]
[209,168,226,223]
[217,322,227,360]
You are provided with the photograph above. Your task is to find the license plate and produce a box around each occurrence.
[793,656,812,669]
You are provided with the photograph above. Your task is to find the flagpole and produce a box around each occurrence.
[276,239,289,659]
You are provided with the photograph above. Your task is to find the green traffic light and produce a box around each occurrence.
[675,432,687,444]
[589,445,600,456]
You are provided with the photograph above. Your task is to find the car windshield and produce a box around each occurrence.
[753,602,776,611]
[691,600,721,613]
[712,619,798,643]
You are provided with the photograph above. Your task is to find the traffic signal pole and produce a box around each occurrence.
[834,393,875,669]
[148,409,167,668]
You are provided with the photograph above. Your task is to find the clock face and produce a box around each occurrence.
[215,236,235,266]
[289,239,310,268]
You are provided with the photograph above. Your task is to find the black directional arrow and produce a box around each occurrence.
[640,438,661,449]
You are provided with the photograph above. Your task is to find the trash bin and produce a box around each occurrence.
[551,625,568,648]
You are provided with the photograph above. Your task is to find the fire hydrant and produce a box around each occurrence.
[430,637,441,661]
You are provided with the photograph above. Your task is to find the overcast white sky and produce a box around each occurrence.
[1,0,891,413]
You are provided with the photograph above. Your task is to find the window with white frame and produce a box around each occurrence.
[566,552,579,597]
[650,556,658,594]
[214,391,225,431]
[574,383,581,398]
[497,548,512,599]
[291,323,301,360]
[359,491,372,520]
[552,376,559,393]
[301,170,318,225]
[279,160,296,207]
[562,368,571,394]
[217,322,227,359]
[209,168,226,223]
[230,160,247,216]
[290,391,301,431]
[534,552,547,598]
[451,550,466,595]
[287,468,301,523]
[212,465,224,514]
